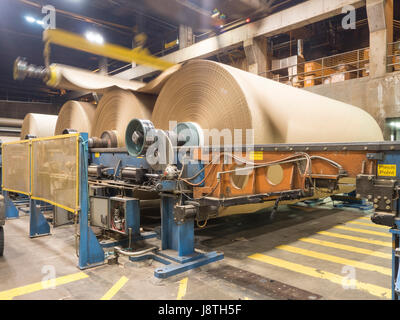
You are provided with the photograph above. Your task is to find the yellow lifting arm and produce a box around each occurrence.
[43,29,176,71]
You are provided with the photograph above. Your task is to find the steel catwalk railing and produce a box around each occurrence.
[260,47,370,87]
[387,40,400,72]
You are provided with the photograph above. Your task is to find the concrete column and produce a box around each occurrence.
[99,57,108,75]
[179,25,194,49]
[367,0,393,78]
[244,37,271,76]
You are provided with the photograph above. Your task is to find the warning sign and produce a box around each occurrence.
[250,151,263,161]
[378,164,397,177]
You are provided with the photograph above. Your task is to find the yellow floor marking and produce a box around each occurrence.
[0,272,88,300]
[348,221,390,229]
[249,254,390,299]
[318,231,391,247]
[276,245,391,276]
[299,238,391,259]
[177,277,188,300]
[334,226,391,238]
[359,217,372,221]
[100,276,129,300]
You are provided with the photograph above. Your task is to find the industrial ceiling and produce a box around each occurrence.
[0,0,361,103]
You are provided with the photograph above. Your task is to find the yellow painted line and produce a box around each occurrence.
[0,272,88,300]
[359,217,372,221]
[318,231,391,247]
[100,276,129,300]
[276,245,391,276]
[299,238,391,259]
[348,221,390,229]
[177,277,188,300]
[249,254,390,299]
[334,226,391,238]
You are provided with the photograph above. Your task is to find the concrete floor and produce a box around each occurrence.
[0,203,392,300]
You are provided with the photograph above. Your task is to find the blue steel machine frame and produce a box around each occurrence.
[80,134,224,277]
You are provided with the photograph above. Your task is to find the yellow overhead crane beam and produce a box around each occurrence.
[43,28,176,71]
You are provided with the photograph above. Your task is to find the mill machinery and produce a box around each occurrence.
[84,119,400,294]
[4,107,400,294]
[6,28,400,297]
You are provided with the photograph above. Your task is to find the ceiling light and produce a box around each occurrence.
[25,16,36,23]
[85,31,104,45]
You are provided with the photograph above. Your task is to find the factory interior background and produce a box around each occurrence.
[0,0,399,305]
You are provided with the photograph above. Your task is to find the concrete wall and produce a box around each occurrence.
[0,100,60,119]
[303,71,400,139]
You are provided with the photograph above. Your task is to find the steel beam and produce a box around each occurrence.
[117,0,365,80]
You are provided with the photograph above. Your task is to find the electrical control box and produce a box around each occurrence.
[53,206,74,227]
[90,197,109,229]
[90,196,139,236]
[89,186,106,197]
[109,197,137,235]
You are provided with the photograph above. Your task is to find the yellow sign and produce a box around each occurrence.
[250,151,263,161]
[95,152,100,158]
[378,164,397,177]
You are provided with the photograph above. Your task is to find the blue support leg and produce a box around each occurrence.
[392,209,400,300]
[123,197,141,242]
[78,209,105,269]
[161,195,194,257]
[151,195,224,279]
[392,231,399,300]
[4,191,19,219]
[391,228,400,300]
[29,198,50,238]
[78,133,104,269]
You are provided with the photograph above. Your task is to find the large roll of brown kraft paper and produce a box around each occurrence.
[92,88,156,147]
[55,101,96,136]
[151,59,383,144]
[20,113,58,139]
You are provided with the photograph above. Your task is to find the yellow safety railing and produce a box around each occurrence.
[2,133,80,213]
[1,139,31,196]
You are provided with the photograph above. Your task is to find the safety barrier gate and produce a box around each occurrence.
[2,140,30,196]
[2,134,80,213]
[1,133,103,269]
